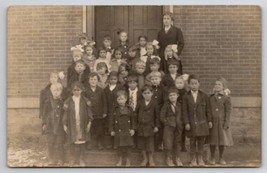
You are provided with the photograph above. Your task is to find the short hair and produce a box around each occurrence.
[163,12,174,21]
[141,84,153,93]
[116,90,128,99]
[71,81,85,91]
[135,60,146,68]
[127,74,138,83]
[149,71,162,79]
[168,87,179,95]
[108,71,119,79]
[138,35,148,41]
[103,35,111,41]
[88,72,100,81]
[175,76,185,82]
[50,82,63,91]
[96,62,109,73]
[98,47,107,54]
[150,58,160,65]
[188,74,200,83]
[75,60,86,67]
[118,62,130,73]
[167,59,180,68]
[85,44,95,51]
[128,45,139,52]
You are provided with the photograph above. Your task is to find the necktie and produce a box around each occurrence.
[129,92,134,110]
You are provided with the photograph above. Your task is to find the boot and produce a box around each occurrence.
[141,151,148,166]
[116,157,122,166]
[148,152,156,167]
[79,158,86,167]
[190,155,197,166]
[125,157,131,167]
[175,157,183,167]
[198,155,205,166]
[209,157,216,165]
[219,158,226,165]
[166,157,175,167]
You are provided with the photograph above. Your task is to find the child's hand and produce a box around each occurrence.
[103,114,107,118]
[64,125,68,134]
[130,129,135,136]
[185,124,191,131]
[110,131,115,136]
[86,122,91,133]
[208,122,213,128]
[153,127,159,133]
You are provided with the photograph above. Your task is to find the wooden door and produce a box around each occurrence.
[94,6,162,48]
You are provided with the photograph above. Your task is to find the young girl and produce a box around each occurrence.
[118,63,130,88]
[136,85,159,167]
[110,48,126,72]
[84,72,107,150]
[109,90,136,167]
[126,45,140,70]
[102,35,114,63]
[138,35,148,57]
[104,71,124,149]
[96,62,109,89]
[141,42,159,75]
[63,82,93,166]
[164,45,182,74]
[116,30,129,59]
[94,47,110,72]
[207,77,233,165]
[83,45,96,72]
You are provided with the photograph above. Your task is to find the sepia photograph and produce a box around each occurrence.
[7,5,261,168]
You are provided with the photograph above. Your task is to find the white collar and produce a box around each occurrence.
[129,87,138,93]
[191,90,198,95]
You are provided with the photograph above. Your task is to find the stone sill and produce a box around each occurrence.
[7,97,261,109]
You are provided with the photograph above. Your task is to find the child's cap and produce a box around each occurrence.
[168,87,179,95]
[103,35,112,41]
[148,71,162,80]
[135,60,146,68]
[78,33,89,40]
[167,59,180,67]
[128,45,139,52]
[127,73,138,83]
[108,71,119,78]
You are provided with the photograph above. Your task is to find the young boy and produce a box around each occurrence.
[63,82,93,166]
[136,85,160,166]
[127,74,142,112]
[145,57,164,82]
[160,88,184,167]
[109,90,136,166]
[102,35,114,62]
[182,74,212,166]
[84,72,107,150]
[135,60,146,89]
[94,47,110,72]
[42,82,65,165]
[162,59,181,90]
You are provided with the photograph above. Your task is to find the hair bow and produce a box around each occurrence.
[171,44,178,53]
[152,40,160,49]
[71,45,84,53]
[58,71,65,80]
[151,55,161,62]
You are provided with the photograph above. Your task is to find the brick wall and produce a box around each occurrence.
[8,6,83,97]
[172,6,261,96]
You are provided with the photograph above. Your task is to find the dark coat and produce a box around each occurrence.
[177,89,186,104]
[116,43,129,59]
[63,96,93,144]
[136,99,160,137]
[84,86,107,119]
[39,84,52,119]
[67,61,90,89]
[162,73,181,89]
[157,26,184,73]
[151,84,166,108]
[182,90,212,137]
[104,84,124,115]
[206,94,233,146]
[109,105,136,147]
[126,88,142,112]
[42,97,65,135]
[160,101,184,130]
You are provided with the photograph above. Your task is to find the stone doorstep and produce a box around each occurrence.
[7,97,262,109]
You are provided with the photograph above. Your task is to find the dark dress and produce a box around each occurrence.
[157,26,184,73]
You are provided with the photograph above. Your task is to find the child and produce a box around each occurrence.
[63,82,93,166]
[162,59,181,90]
[160,88,184,166]
[83,45,96,72]
[135,60,146,89]
[147,71,166,151]
[67,60,89,90]
[127,45,140,69]
[141,42,158,75]
[96,62,109,89]
[137,35,148,57]
[84,72,107,150]
[164,45,182,74]
[136,85,160,166]
[145,57,165,84]
[182,74,212,166]
[175,76,188,152]
[42,82,65,165]
[104,71,124,149]
[102,35,114,62]
[39,72,59,119]
[118,62,130,88]
[109,90,136,166]
[110,48,126,72]
[116,30,129,59]
[127,74,142,113]
[94,47,110,72]
[78,33,89,50]
[207,77,233,165]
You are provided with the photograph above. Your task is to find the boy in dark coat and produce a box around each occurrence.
[84,72,108,150]
[136,85,160,166]
[104,71,124,149]
[42,82,65,165]
[182,74,212,166]
[63,82,93,166]
[162,59,181,90]
[109,90,136,167]
[160,88,184,167]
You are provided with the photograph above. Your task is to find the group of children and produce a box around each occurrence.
[40,31,233,167]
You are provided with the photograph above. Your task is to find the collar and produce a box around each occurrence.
[129,87,138,93]
[191,90,198,95]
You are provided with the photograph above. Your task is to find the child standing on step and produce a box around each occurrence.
[109,90,136,167]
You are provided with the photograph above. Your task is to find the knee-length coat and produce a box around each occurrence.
[182,90,212,137]
[206,93,234,146]
[109,105,136,147]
